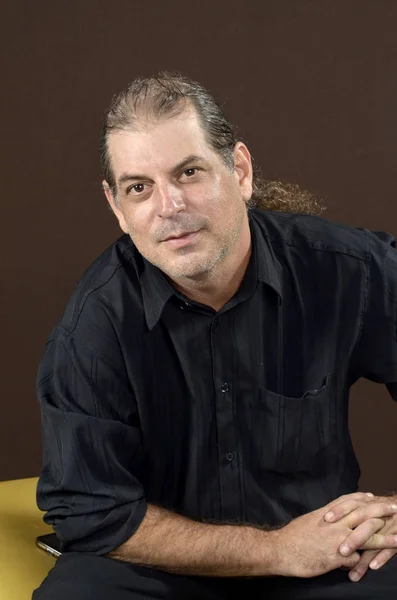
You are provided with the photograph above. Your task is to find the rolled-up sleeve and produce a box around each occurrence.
[36,313,147,554]
[352,229,397,401]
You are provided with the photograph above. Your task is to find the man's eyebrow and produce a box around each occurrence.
[171,154,205,174]
[117,155,206,187]
[118,172,148,186]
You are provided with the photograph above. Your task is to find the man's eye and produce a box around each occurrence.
[183,168,198,177]
[127,184,145,194]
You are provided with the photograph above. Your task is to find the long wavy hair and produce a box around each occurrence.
[100,72,326,216]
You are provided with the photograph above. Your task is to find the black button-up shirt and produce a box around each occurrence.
[36,208,397,555]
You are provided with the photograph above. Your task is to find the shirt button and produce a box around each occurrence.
[225,452,235,462]
[213,317,219,330]
[221,383,229,393]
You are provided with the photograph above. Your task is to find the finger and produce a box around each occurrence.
[361,532,397,551]
[339,518,385,555]
[325,495,393,523]
[369,548,397,570]
[340,550,361,570]
[345,502,397,529]
[325,492,374,520]
[348,550,378,582]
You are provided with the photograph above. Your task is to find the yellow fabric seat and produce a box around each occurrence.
[0,477,55,600]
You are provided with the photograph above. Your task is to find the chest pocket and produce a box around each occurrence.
[257,373,336,475]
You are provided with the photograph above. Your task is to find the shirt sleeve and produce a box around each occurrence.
[36,300,147,555]
[351,228,397,401]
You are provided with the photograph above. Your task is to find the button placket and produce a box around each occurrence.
[210,312,241,519]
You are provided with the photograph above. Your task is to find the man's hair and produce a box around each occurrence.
[100,72,325,215]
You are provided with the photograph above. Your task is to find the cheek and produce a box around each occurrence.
[124,205,154,239]
[207,180,243,221]
[193,177,227,214]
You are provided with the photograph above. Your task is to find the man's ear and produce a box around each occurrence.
[102,180,129,234]
[233,142,253,203]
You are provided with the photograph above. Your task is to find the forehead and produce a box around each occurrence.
[108,109,219,176]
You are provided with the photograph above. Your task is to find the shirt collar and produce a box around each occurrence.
[139,209,283,330]
[140,259,175,330]
[249,210,283,299]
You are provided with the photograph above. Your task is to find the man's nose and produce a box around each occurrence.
[156,184,186,217]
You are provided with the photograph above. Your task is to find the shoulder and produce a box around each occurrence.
[250,208,396,262]
[53,234,143,337]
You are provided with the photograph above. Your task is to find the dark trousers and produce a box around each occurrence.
[33,552,397,599]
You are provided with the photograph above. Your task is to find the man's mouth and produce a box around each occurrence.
[164,231,197,241]
[162,230,200,248]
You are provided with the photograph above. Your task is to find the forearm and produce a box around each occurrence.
[106,503,279,577]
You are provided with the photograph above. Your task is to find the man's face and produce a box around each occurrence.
[104,107,253,282]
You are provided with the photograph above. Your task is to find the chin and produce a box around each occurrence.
[164,254,223,280]
[149,243,225,279]
[164,264,210,280]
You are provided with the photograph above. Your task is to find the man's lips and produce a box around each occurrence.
[161,230,200,248]
[163,230,197,241]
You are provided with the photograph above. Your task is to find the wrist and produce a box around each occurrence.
[251,528,284,576]
[265,528,286,576]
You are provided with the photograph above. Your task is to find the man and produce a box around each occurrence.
[33,73,397,599]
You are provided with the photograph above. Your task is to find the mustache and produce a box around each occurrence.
[154,216,208,242]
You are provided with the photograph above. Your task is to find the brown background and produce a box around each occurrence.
[1,1,396,493]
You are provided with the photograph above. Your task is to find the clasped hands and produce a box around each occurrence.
[323,492,397,582]
[275,492,397,581]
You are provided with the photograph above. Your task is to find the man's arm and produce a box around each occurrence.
[36,318,147,555]
[341,229,397,580]
[106,503,274,577]
[106,494,397,578]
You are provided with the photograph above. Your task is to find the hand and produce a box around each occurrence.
[347,513,397,582]
[272,493,397,579]
[323,494,397,582]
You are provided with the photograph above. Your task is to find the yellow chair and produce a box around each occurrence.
[0,477,56,600]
